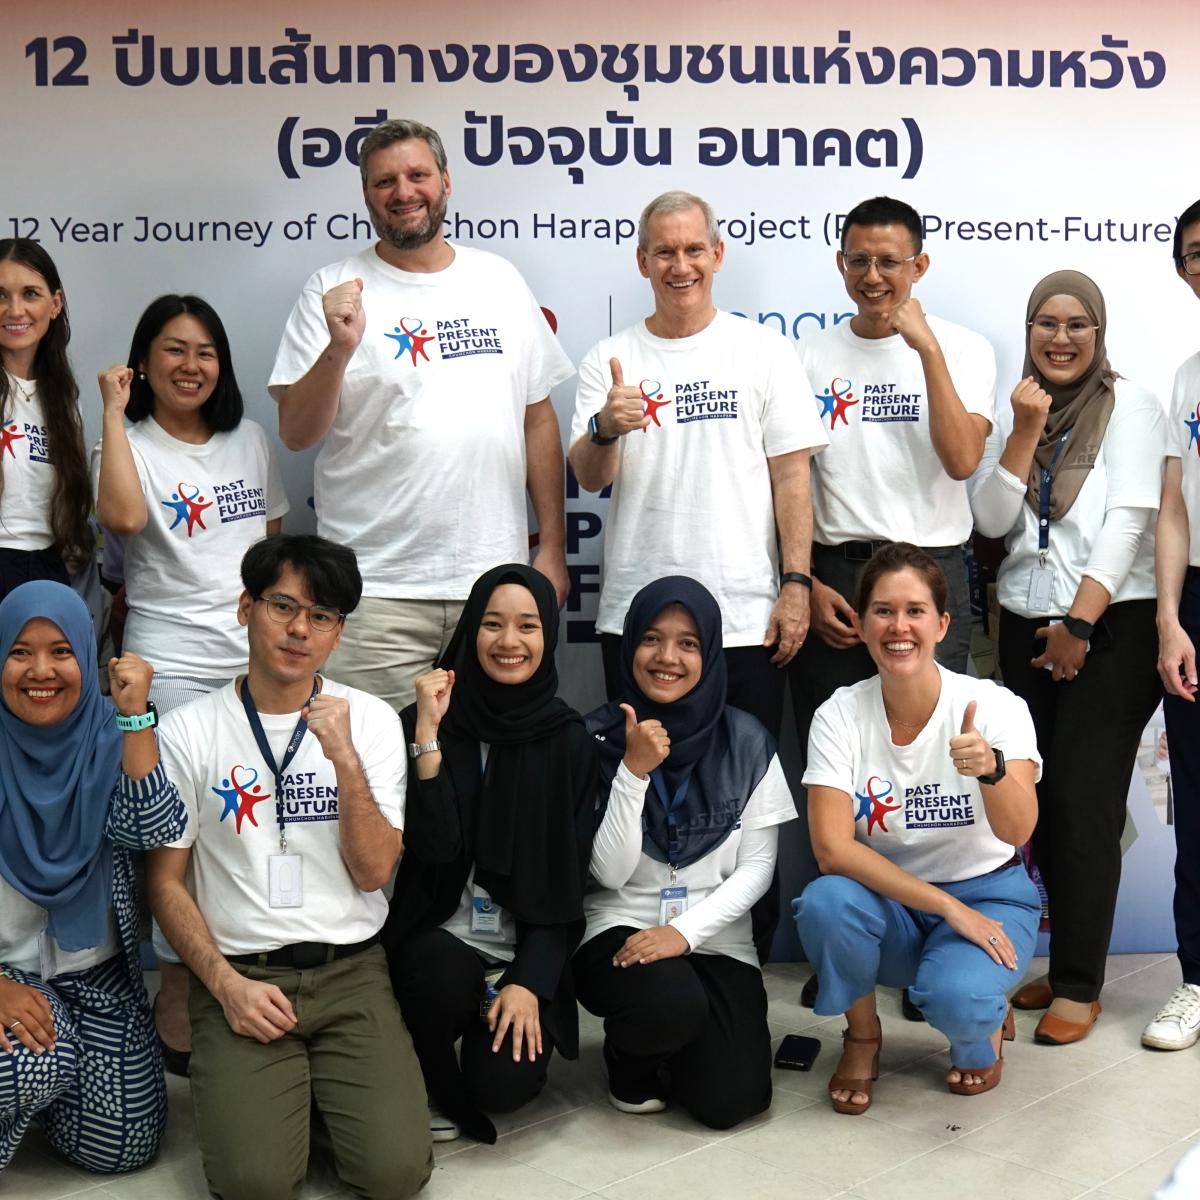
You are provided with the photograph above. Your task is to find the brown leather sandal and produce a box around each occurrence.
[948,1005,1015,1096]
[828,1018,882,1115]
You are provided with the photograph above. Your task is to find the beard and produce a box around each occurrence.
[369,190,448,251]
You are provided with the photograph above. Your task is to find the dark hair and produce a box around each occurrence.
[241,534,363,616]
[841,196,923,254]
[855,542,948,616]
[1173,199,1200,268]
[0,239,93,566]
[358,118,448,184]
[125,294,243,432]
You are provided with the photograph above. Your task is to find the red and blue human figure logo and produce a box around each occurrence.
[162,482,213,536]
[1,422,25,457]
[640,379,670,430]
[1185,410,1200,457]
[854,775,901,835]
[817,377,859,430]
[385,317,436,365]
[212,765,271,834]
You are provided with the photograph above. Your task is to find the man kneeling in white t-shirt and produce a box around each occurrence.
[147,534,431,1200]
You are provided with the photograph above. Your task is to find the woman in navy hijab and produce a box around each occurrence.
[573,577,796,1129]
[0,581,184,1173]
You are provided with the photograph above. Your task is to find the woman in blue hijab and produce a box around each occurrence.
[572,577,796,1129]
[0,581,184,1173]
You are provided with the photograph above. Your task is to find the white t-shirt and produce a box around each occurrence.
[1168,352,1200,567]
[269,245,575,599]
[91,417,288,676]
[972,378,1164,616]
[799,316,997,546]
[582,755,796,967]
[804,666,1041,883]
[0,874,119,978]
[158,678,404,955]
[570,312,828,644]
[0,376,56,550]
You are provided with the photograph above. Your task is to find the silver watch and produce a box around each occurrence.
[408,740,441,759]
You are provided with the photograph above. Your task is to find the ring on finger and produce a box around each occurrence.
[988,936,998,945]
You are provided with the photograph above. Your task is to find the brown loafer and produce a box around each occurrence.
[1035,1001,1102,1045]
[1011,980,1053,1010]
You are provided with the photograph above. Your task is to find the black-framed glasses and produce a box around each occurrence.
[1028,317,1098,344]
[1182,251,1200,277]
[255,595,344,631]
[841,253,917,276]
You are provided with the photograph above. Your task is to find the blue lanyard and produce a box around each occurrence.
[1038,431,1071,554]
[649,769,690,869]
[239,677,320,852]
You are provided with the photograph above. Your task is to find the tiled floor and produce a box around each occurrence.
[6,954,1199,1200]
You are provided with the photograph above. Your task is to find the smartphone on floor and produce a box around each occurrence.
[774,1034,822,1071]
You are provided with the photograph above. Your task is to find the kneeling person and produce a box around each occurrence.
[148,535,431,1200]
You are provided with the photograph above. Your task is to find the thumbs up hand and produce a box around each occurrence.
[948,701,998,779]
[620,702,671,779]
[597,357,651,439]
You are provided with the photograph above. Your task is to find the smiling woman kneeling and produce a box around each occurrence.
[793,544,1041,1114]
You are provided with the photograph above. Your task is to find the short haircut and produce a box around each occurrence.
[358,118,448,185]
[1174,199,1200,267]
[638,190,720,251]
[241,534,363,616]
[841,196,923,254]
[855,542,949,616]
[125,295,243,433]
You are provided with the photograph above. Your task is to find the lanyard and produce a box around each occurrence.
[239,677,319,852]
[649,768,690,874]
[1038,430,1071,557]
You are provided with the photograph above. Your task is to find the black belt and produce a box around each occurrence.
[228,934,378,970]
[815,540,963,563]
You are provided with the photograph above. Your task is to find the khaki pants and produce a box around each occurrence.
[324,596,466,711]
[189,946,432,1200]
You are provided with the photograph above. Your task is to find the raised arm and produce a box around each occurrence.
[568,356,648,493]
[95,366,148,535]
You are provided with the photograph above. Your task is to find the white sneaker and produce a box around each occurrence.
[1141,983,1200,1050]
[428,1104,461,1142]
[608,1092,667,1114]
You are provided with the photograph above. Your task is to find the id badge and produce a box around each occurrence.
[269,853,303,908]
[470,886,504,938]
[1027,564,1055,613]
[659,884,688,925]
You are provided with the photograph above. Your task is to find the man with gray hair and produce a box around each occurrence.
[269,118,574,710]
[570,190,826,741]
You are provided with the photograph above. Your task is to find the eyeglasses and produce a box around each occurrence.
[841,253,917,276]
[1028,317,1098,344]
[1182,251,1200,276]
[255,595,344,631]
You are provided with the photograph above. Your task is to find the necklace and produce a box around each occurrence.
[8,375,36,403]
[882,697,937,732]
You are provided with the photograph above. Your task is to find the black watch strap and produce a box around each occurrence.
[780,571,813,590]
[1062,615,1095,641]
[978,747,1007,786]
[588,412,619,446]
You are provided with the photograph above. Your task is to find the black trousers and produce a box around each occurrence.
[999,600,1161,1001]
[1161,569,1200,986]
[0,545,69,602]
[599,634,784,962]
[572,926,772,1131]
[389,928,554,1143]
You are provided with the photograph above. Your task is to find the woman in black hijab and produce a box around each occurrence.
[573,577,796,1129]
[383,564,599,1144]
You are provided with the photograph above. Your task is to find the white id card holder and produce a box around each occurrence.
[269,854,303,908]
[1027,564,1055,612]
[470,885,504,938]
[659,884,688,925]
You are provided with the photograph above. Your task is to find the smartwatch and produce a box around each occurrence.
[588,412,619,446]
[115,701,158,732]
[408,740,441,759]
[1062,615,1095,642]
[977,747,1007,786]
[780,571,813,590]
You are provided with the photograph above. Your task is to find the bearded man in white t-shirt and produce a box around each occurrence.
[269,119,575,711]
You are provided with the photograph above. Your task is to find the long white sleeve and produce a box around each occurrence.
[969,428,1027,538]
[588,763,648,889]
[1083,505,1154,598]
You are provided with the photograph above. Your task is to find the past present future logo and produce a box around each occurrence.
[382,314,506,364]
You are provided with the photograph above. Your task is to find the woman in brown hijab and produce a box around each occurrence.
[970,270,1165,1044]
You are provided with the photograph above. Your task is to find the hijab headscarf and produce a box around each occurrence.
[0,581,123,950]
[588,576,774,869]
[436,563,585,924]
[1022,269,1118,521]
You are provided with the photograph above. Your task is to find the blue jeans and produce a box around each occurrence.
[793,864,1040,1068]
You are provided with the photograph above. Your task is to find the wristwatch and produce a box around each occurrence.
[115,702,158,732]
[780,571,813,590]
[1062,615,1095,641]
[408,740,441,759]
[977,747,1006,786]
[588,412,619,446]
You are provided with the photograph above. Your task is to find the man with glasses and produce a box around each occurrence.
[1145,198,1200,1052]
[791,196,995,1012]
[147,534,432,1200]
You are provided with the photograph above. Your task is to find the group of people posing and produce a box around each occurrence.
[2,114,1200,1200]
